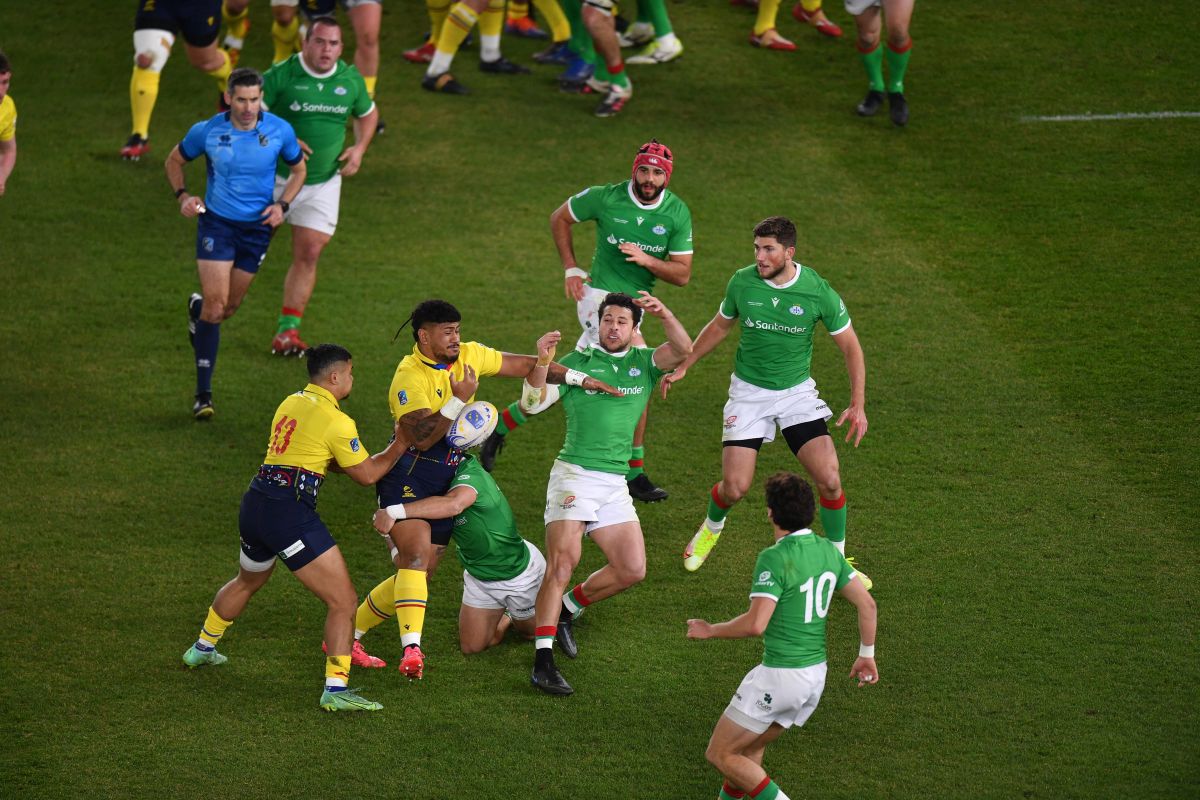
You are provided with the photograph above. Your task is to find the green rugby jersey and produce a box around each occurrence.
[719,264,850,391]
[567,181,693,296]
[262,54,373,184]
[447,456,530,582]
[557,346,666,474]
[750,530,855,668]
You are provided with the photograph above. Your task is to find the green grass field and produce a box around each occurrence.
[1,2,1198,797]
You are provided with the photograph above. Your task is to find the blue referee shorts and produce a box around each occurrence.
[238,487,336,572]
[196,211,272,273]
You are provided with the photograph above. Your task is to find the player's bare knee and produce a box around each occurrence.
[222,300,242,320]
[200,300,226,322]
[617,561,646,589]
[887,30,910,50]
[815,471,842,499]
[722,479,750,504]
[857,33,878,50]
[459,638,487,655]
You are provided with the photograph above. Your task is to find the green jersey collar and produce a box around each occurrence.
[589,343,631,358]
[762,261,802,290]
[298,54,341,80]
[625,179,667,211]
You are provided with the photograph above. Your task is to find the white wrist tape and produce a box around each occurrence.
[520,379,546,411]
[565,369,587,387]
[859,643,875,658]
[438,397,466,420]
[385,503,408,520]
[564,267,589,281]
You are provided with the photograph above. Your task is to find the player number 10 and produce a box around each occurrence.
[797,572,837,623]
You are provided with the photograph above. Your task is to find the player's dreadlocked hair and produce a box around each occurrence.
[392,299,462,343]
[764,472,816,532]
[753,216,797,249]
[600,292,643,327]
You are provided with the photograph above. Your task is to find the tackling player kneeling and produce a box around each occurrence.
[688,472,878,800]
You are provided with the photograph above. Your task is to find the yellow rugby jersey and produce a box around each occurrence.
[388,342,503,420]
[262,384,369,474]
[0,95,16,142]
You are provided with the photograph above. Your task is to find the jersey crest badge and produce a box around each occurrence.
[758,570,772,582]
[628,367,641,377]
[652,224,666,235]
[636,216,645,225]
[258,133,269,147]
[334,86,347,95]
[789,305,805,316]
[350,437,361,452]
[398,390,408,405]
[403,485,416,498]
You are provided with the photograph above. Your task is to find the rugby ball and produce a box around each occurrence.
[446,401,499,450]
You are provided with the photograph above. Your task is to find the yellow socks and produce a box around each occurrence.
[208,48,232,92]
[222,1,250,45]
[197,606,233,649]
[129,67,160,138]
[354,575,396,637]
[363,75,377,99]
[533,0,571,43]
[754,0,782,35]
[324,655,351,690]
[480,0,505,61]
[801,0,823,12]
[272,17,301,63]
[427,0,452,44]
[393,569,428,648]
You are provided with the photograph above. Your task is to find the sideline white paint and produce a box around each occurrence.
[1021,111,1200,122]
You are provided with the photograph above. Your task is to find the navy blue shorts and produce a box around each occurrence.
[135,0,222,48]
[376,445,466,546]
[196,211,272,273]
[239,487,336,572]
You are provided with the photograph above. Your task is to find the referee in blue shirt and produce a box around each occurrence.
[166,67,306,420]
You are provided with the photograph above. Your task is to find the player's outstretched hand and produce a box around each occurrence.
[632,290,669,318]
[338,144,364,177]
[536,330,561,363]
[564,273,586,301]
[372,508,395,535]
[835,404,868,447]
[849,656,878,687]
[450,365,478,400]
[584,377,623,397]
[660,365,687,399]
[297,138,314,160]
[619,241,654,267]
[686,619,714,640]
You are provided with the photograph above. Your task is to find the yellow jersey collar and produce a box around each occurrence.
[412,344,453,371]
[301,383,341,408]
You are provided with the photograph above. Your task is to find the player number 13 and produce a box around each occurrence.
[270,416,298,455]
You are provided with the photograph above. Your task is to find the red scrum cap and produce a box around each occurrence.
[632,139,674,186]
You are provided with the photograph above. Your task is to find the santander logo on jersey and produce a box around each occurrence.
[605,233,666,254]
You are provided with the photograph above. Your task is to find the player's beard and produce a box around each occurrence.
[436,346,460,364]
[635,179,664,203]
[757,259,789,281]
[600,331,633,353]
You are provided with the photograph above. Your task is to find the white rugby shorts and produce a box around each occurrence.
[575,285,642,351]
[722,375,831,443]
[544,459,639,532]
[274,173,342,236]
[461,541,545,620]
[844,0,882,15]
[724,662,828,734]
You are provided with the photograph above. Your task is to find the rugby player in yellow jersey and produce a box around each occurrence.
[122,0,236,160]
[375,300,619,679]
[181,344,410,711]
[0,51,17,197]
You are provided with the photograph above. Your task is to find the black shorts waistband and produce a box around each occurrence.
[251,465,325,506]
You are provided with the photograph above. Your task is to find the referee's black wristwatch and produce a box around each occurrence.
[277,200,291,213]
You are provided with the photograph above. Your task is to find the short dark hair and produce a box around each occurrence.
[753,216,797,249]
[307,343,353,379]
[307,15,340,38]
[764,472,815,532]
[410,299,461,341]
[0,50,10,75]
[227,67,263,93]
[600,292,643,327]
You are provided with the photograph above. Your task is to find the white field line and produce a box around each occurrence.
[1020,111,1200,122]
